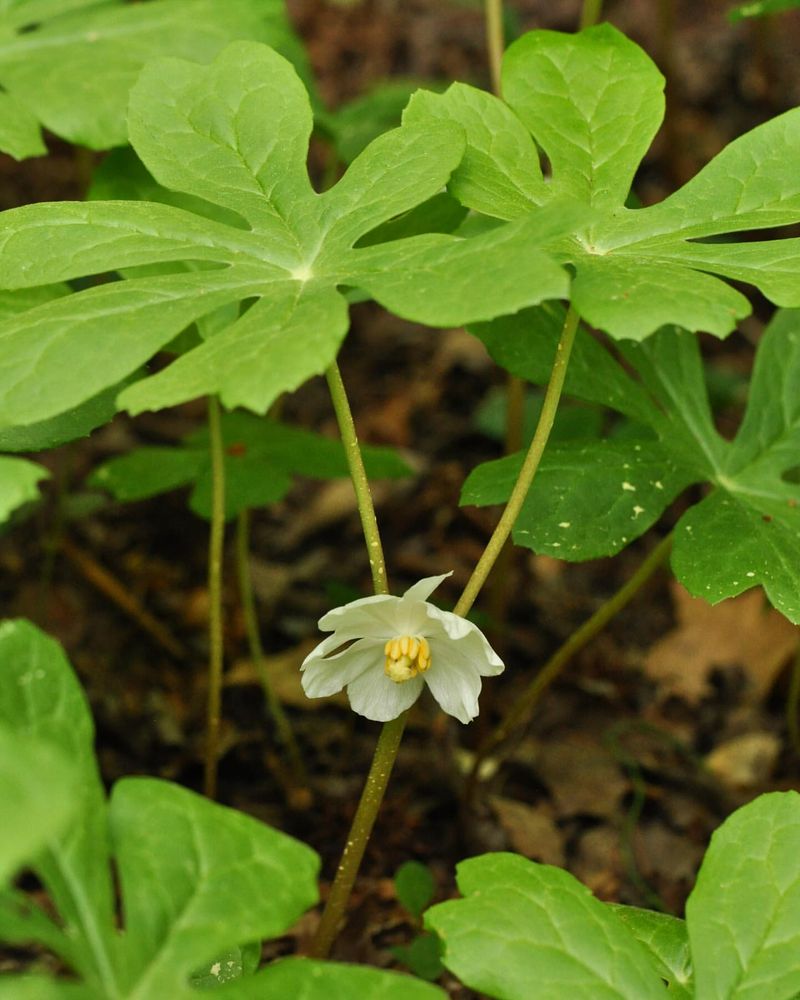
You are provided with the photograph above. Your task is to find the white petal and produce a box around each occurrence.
[423,640,485,723]
[422,605,503,674]
[401,572,452,604]
[346,668,425,722]
[301,637,383,699]
[318,594,403,637]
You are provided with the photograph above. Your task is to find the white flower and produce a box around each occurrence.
[301,573,504,724]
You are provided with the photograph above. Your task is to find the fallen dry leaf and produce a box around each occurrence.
[644,583,798,704]
[534,735,629,819]
[490,797,565,866]
[705,731,782,790]
[226,641,348,710]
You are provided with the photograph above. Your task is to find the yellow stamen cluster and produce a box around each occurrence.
[384,635,431,683]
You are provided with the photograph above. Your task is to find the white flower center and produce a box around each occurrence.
[384,635,431,683]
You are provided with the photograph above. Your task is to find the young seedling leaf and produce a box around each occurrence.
[464,306,800,622]
[0,42,573,430]
[395,860,436,919]
[406,24,800,339]
[0,0,312,155]
[426,853,668,998]
[687,791,800,999]
[91,410,409,520]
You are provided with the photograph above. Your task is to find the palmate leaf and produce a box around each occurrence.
[0,620,320,998]
[463,306,800,622]
[0,0,311,157]
[0,41,573,431]
[90,410,410,520]
[405,24,800,340]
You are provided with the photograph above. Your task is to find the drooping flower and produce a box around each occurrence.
[301,574,504,723]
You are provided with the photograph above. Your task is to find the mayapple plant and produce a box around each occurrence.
[2,3,800,985]
[4,620,800,997]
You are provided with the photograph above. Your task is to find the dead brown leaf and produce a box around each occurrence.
[490,797,565,866]
[644,583,798,704]
[534,735,629,819]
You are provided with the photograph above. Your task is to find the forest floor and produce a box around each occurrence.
[3,1,800,994]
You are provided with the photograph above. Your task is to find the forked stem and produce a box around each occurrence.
[204,395,226,799]
[465,531,673,805]
[311,306,580,957]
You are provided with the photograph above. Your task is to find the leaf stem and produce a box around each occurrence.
[484,0,505,96]
[579,0,604,29]
[309,713,407,958]
[466,532,673,801]
[204,395,226,799]
[454,303,580,619]
[325,361,389,595]
[235,508,307,788]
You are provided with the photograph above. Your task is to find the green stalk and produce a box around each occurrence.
[787,640,800,754]
[579,0,603,29]
[235,508,307,787]
[203,395,226,799]
[325,361,389,595]
[454,304,580,619]
[466,532,673,802]
[309,713,407,958]
[309,361,397,957]
[484,0,504,95]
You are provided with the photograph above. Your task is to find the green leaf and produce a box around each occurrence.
[687,791,800,999]
[730,0,800,18]
[0,41,572,429]
[427,854,667,999]
[0,727,78,885]
[406,24,800,339]
[461,439,691,560]
[395,861,436,919]
[0,0,312,154]
[234,959,447,998]
[466,306,800,621]
[0,978,92,999]
[391,934,444,982]
[610,907,692,998]
[0,90,46,160]
[0,456,48,522]
[110,777,319,996]
[92,411,410,521]
[189,943,260,989]
[670,309,800,621]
